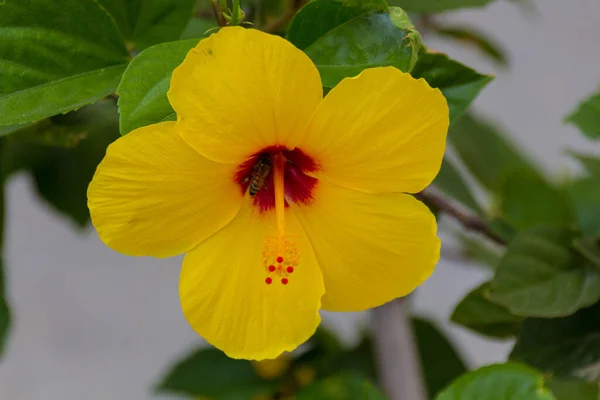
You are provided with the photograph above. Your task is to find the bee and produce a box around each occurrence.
[247,156,271,197]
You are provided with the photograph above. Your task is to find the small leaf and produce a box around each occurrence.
[451,282,523,339]
[435,363,555,400]
[435,26,508,66]
[548,378,599,400]
[447,114,541,191]
[156,347,273,397]
[567,177,600,235]
[117,39,200,135]
[296,374,386,400]
[565,89,600,139]
[390,0,494,13]
[569,151,600,177]
[488,225,600,317]
[411,53,493,125]
[510,301,600,379]
[0,0,129,125]
[433,158,483,214]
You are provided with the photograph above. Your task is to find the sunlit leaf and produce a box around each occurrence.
[565,89,600,139]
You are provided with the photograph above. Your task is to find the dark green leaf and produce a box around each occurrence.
[294,326,346,377]
[297,374,386,400]
[301,7,422,88]
[459,235,503,270]
[180,17,218,39]
[0,123,35,138]
[338,335,377,380]
[433,158,483,214]
[413,317,468,398]
[488,225,600,317]
[548,378,599,400]
[391,0,494,13]
[565,90,600,139]
[447,114,541,191]
[569,152,600,177]
[573,235,600,269]
[411,54,493,125]
[510,302,600,379]
[451,282,523,339]
[287,0,389,50]
[98,0,196,50]
[499,172,573,230]
[435,26,507,66]
[156,347,273,397]
[487,217,519,244]
[0,0,129,125]
[117,39,200,135]
[434,363,555,400]
[567,177,600,235]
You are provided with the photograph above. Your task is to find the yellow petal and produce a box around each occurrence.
[293,181,440,312]
[300,67,449,194]
[88,122,242,257]
[180,201,325,360]
[169,27,323,164]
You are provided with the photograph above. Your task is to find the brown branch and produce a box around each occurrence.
[262,0,306,33]
[416,190,507,246]
[211,0,227,27]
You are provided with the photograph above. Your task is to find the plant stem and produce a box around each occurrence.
[372,297,426,400]
[211,0,227,26]
[416,189,507,246]
[231,0,241,25]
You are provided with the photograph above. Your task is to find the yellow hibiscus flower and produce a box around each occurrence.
[88,27,449,360]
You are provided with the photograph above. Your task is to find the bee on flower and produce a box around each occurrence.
[88,27,449,360]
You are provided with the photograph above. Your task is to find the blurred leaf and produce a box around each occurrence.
[98,0,196,50]
[296,374,385,400]
[292,5,422,88]
[0,0,129,125]
[448,113,541,191]
[567,178,600,235]
[451,282,523,339]
[434,363,555,400]
[565,89,600,139]
[548,378,599,400]
[0,123,35,138]
[510,301,600,379]
[487,217,519,244]
[156,347,273,397]
[117,39,200,135]
[294,326,345,377]
[433,158,483,215]
[180,17,218,39]
[338,335,377,380]
[569,152,600,177]
[391,0,494,13]
[435,26,507,66]
[413,317,468,398]
[573,234,600,269]
[459,234,503,269]
[488,225,600,317]
[288,0,389,50]
[411,53,493,125]
[499,172,573,230]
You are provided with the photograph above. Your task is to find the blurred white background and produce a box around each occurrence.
[2,1,600,398]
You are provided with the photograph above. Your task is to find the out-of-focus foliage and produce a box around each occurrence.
[566,89,600,139]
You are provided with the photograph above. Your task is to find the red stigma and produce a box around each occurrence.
[276,256,284,263]
[287,266,294,273]
[281,278,288,285]
[268,265,276,272]
[265,277,272,284]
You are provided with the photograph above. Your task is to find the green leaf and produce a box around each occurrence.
[98,0,196,50]
[433,158,483,214]
[297,374,386,400]
[413,317,468,398]
[488,225,600,317]
[548,378,599,400]
[117,39,200,135]
[391,0,494,13]
[295,6,422,88]
[156,347,273,397]
[451,282,523,339]
[499,172,573,230]
[567,177,600,235]
[411,53,493,125]
[565,89,600,139]
[180,17,218,39]
[569,152,600,177]
[447,113,541,191]
[459,234,503,270]
[435,363,555,400]
[510,301,600,379]
[573,235,600,269]
[435,26,508,66]
[0,0,129,125]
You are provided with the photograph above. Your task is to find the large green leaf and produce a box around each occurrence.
[98,0,196,50]
[117,39,200,135]
[451,282,523,339]
[0,0,129,125]
[499,172,573,230]
[156,347,273,397]
[488,225,600,317]
[510,302,600,379]
[565,89,600,139]
[413,317,468,398]
[433,158,483,214]
[567,177,600,235]
[297,6,422,88]
[391,0,494,13]
[447,114,541,191]
[548,378,599,400]
[411,53,493,125]
[296,374,386,400]
[434,363,555,400]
